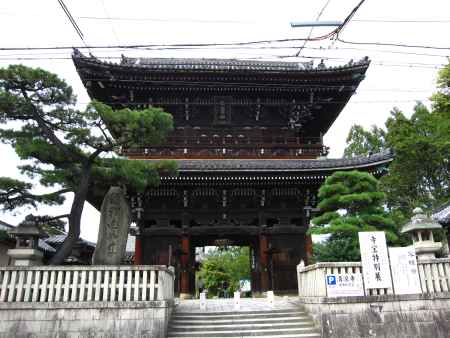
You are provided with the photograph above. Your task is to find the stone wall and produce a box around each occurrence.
[0,300,173,338]
[300,293,450,338]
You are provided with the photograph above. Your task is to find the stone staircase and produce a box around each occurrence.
[167,307,321,338]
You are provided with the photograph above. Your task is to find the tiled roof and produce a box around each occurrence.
[38,239,56,253]
[433,203,450,225]
[73,49,370,74]
[149,150,394,172]
[45,234,96,248]
[0,220,13,230]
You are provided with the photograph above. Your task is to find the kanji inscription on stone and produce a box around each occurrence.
[93,186,131,265]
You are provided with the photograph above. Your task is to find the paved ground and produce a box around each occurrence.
[174,296,302,313]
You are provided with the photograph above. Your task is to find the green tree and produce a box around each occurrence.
[344,62,450,215]
[0,65,175,264]
[382,104,449,212]
[198,247,251,296]
[344,124,387,158]
[309,171,398,261]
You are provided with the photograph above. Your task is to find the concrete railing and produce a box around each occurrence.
[418,258,450,293]
[297,258,450,297]
[0,265,174,303]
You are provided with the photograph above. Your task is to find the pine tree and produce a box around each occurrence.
[309,170,398,261]
[0,65,175,264]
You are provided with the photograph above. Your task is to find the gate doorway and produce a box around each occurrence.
[194,245,252,298]
[192,235,260,298]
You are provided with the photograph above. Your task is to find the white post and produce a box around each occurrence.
[200,291,207,310]
[233,291,240,311]
[267,290,274,307]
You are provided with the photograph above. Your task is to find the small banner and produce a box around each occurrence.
[326,273,364,297]
[389,246,422,295]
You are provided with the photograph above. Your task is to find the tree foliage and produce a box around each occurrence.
[198,247,251,297]
[0,65,175,263]
[344,63,450,215]
[344,125,386,158]
[309,171,398,261]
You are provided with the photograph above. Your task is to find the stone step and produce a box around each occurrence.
[171,316,311,325]
[167,333,321,338]
[172,311,307,320]
[170,321,315,330]
[168,302,321,337]
[167,327,320,337]
[173,309,304,316]
[168,334,321,338]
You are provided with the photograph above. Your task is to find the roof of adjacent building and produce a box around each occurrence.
[433,202,450,225]
[149,150,394,173]
[44,234,96,249]
[0,220,13,230]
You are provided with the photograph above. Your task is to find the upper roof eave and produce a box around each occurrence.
[72,50,370,76]
[145,150,394,174]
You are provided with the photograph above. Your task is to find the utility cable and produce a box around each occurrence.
[295,0,333,57]
[57,0,86,46]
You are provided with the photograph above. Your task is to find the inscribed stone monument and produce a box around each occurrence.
[93,186,131,265]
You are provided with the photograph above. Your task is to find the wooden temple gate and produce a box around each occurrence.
[72,51,393,297]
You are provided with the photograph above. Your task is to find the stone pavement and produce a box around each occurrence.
[174,295,302,312]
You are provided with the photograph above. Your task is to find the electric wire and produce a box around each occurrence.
[56,0,86,46]
[336,37,450,50]
[0,55,444,69]
[295,0,333,57]
[99,0,120,45]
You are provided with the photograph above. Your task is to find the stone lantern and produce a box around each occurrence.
[401,207,442,260]
[7,216,43,266]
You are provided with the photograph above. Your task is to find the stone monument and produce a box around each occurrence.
[401,207,443,260]
[7,215,43,266]
[93,186,131,265]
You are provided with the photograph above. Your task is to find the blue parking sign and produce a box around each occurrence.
[327,275,337,285]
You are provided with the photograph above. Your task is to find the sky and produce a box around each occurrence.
[0,0,449,242]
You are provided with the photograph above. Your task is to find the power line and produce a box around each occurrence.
[336,36,450,50]
[74,16,450,25]
[0,45,448,60]
[0,55,445,69]
[352,19,450,23]
[0,1,365,53]
[296,0,333,57]
[99,0,120,45]
[0,38,327,51]
[1,34,449,52]
[56,0,86,45]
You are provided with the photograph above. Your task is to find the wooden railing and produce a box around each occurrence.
[0,265,174,303]
[297,258,450,297]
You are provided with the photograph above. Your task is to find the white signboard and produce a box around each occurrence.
[239,279,251,292]
[326,273,364,297]
[389,246,422,295]
[359,231,392,289]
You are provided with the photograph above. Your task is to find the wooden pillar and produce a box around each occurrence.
[180,235,191,299]
[305,234,313,265]
[134,235,143,265]
[259,234,270,292]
